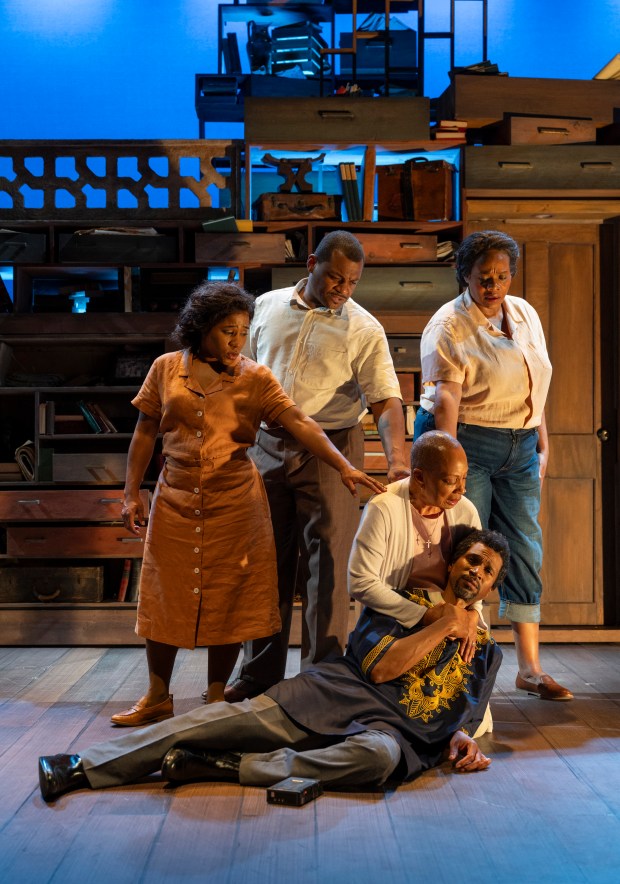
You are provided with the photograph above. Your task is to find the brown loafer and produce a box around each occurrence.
[515,674,573,701]
[110,694,174,726]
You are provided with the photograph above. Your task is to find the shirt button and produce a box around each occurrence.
[195,509,201,516]
[195,527,201,533]
[193,487,200,494]
[194,567,199,574]
[197,410,203,416]
[196,431,202,437]
[194,547,199,553]
[193,587,200,594]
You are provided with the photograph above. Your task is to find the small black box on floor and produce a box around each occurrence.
[266,777,322,807]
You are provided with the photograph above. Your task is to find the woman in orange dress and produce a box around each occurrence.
[114,282,384,726]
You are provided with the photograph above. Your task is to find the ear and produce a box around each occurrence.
[307,254,317,274]
[411,467,425,486]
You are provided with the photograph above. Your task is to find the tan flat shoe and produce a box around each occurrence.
[110,694,174,726]
[515,674,573,701]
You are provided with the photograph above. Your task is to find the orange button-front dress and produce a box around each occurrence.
[131,350,295,649]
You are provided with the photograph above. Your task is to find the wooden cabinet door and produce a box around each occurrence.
[465,219,603,626]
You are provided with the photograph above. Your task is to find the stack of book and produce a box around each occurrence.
[78,401,118,434]
[339,162,363,221]
[432,120,468,142]
[0,461,24,482]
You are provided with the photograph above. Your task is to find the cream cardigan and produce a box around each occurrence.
[348,477,483,628]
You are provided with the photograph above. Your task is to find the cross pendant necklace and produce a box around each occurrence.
[410,505,443,557]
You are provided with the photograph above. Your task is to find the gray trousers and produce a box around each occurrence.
[239,424,364,687]
[81,696,401,789]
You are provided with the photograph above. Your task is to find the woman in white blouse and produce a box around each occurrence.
[415,230,572,701]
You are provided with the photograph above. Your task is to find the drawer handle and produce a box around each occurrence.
[399,281,433,290]
[33,588,61,602]
[393,346,408,353]
[580,161,614,170]
[498,162,532,169]
[228,240,250,247]
[119,537,144,543]
[18,499,41,505]
[98,498,123,504]
[400,243,423,249]
[24,538,47,544]
[317,110,354,119]
[537,127,569,135]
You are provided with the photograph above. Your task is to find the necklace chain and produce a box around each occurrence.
[410,505,443,556]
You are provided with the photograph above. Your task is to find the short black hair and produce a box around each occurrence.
[450,529,511,588]
[455,230,519,290]
[410,430,463,472]
[171,281,255,355]
[314,230,364,265]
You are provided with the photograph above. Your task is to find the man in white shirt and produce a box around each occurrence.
[225,230,409,700]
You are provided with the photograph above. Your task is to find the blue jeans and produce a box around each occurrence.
[414,408,542,623]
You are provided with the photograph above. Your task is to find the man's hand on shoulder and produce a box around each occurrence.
[448,731,491,772]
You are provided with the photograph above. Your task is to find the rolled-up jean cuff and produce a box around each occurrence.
[499,599,541,624]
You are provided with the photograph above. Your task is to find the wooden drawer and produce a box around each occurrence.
[437,75,620,128]
[272,266,457,313]
[58,232,178,263]
[354,233,437,263]
[0,565,104,603]
[0,489,149,522]
[195,232,286,263]
[481,115,597,146]
[0,231,46,263]
[396,371,416,403]
[52,452,128,484]
[6,526,145,558]
[364,439,412,472]
[245,96,430,143]
[464,146,620,190]
[388,337,421,370]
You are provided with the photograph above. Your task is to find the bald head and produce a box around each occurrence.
[409,431,468,513]
[410,430,465,473]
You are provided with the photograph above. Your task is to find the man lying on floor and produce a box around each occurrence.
[39,529,509,802]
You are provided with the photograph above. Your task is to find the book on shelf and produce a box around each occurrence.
[361,410,378,436]
[0,461,24,481]
[88,401,118,433]
[405,404,416,436]
[126,559,142,602]
[339,162,362,222]
[339,162,354,222]
[349,163,362,221]
[78,400,104,433]
[117,558,132,602]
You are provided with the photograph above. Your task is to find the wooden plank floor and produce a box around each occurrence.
[0,644,619,884]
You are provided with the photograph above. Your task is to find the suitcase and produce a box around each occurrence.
[403,158,454,221]
[377,165,408,220]
[378,160,454,221]
[0,566,104,603]
[256,192,342,221]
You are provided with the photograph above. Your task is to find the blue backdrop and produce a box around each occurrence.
[1,0,618,139]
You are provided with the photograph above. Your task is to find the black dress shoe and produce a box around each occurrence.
[39,754,89,802]
[161,746,242,783]
[221,678,267,704]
